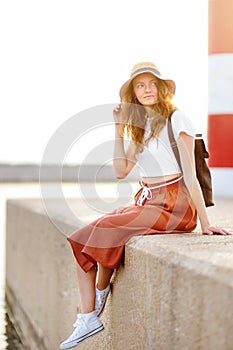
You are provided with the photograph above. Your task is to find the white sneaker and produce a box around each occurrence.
[95,285,110,317]
[60,312,104,349]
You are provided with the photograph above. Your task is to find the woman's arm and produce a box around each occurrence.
[113,126,136,179]
[177,132,232,235]
[113,104,137,179]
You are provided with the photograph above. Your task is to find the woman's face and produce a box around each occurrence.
[133,73,158,106]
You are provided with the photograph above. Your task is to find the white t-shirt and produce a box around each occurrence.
[136,110,195,177]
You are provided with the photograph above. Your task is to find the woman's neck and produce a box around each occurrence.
[145,107,157,118]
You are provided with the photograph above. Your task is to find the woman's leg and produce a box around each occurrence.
[76,264,97,313]
[60,264,103,349]
[96,264,114,290]
[76,263,113,316]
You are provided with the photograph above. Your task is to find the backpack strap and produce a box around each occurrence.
[167,112,183,172]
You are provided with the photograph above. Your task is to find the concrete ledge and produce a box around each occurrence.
[5,198,233,350]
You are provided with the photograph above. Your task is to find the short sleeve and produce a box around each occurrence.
[171,110,195,140]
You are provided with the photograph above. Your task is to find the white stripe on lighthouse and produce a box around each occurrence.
[208,54,233,114]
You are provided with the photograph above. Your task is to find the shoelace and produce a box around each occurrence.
[137,176,183,206]
[95,286,110,315]
[97,292,105,304]
[73,314,85,329]
[96,289,108,307]
[66,315,86,341]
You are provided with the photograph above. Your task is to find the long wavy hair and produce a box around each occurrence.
[119,76,177,155]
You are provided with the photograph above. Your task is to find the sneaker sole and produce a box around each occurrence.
[60,325,104,349]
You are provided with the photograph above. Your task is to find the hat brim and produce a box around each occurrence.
[119,68,176,100]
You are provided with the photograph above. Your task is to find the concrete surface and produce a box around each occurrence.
[5,197,233,350]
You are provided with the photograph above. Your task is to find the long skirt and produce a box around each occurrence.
[67,178,197,272]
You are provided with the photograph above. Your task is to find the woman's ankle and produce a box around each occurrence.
[96,283,110,292]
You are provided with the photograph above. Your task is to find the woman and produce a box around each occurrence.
[60,62,232,349]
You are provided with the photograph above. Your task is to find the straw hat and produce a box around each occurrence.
[119,62,176,99]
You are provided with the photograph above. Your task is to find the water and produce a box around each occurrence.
[0,313,24,349]
[0,286,24,349]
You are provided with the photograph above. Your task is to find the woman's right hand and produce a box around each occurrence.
[113,103,123,125]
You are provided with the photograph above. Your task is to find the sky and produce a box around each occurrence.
[0,0,208,164]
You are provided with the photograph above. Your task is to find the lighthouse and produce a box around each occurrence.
[208,0,233,197]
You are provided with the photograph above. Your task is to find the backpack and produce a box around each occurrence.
[168,113,214,207]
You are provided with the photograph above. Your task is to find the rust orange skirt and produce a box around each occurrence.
[68,178,197,272]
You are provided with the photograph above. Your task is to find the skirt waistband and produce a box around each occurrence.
[137,176,183,206]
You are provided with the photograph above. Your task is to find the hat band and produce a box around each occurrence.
[130,67,161,78]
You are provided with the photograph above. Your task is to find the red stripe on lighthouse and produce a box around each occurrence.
[208,114,233,167]
[209,0,233,54]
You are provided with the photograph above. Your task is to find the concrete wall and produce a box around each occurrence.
[5,198,233,350]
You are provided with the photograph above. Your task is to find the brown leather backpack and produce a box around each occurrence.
[168,113,214,207]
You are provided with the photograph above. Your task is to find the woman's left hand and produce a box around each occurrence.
[202,225,233,235]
